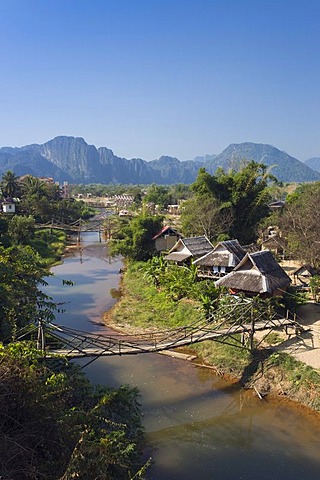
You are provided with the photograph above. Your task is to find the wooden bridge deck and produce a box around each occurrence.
[46,318,296,358]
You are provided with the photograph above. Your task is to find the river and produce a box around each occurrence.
[47,232,320,480]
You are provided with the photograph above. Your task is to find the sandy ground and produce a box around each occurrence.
[275,302,320,370]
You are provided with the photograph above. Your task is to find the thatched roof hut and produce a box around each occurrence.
[193,239,246,278]
[215,250,291,297]
[164,236,213,264]
[292,264,318,285]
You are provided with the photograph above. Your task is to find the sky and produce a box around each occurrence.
[0,0,319,161]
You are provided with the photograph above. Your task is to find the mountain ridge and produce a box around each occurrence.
[0,136,319,184]
[305,157,320,173]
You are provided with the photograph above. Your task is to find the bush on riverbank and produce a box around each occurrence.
[30,228,67,264]
[0,342,146,480]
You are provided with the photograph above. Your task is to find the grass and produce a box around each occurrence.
[191,336,252,376]
[111,261,202,329]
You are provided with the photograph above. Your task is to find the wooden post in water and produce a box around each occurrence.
[77,219,82,244]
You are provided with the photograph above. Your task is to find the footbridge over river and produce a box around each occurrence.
[36,214,108,234]
[18,300,303,361]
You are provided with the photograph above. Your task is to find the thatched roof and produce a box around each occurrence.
[261,235,286,249]
[193,239,246,267]
[163,252,191,262]
[164,235,213,262]
[215,250,291,295]
[292,264,317,277]
[182,236,213,256]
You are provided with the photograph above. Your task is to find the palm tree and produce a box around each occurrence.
[21,175,44,196]
[1,170,19,198]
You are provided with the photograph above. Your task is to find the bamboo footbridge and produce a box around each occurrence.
[18,300,303,360]
[36,215,107,234]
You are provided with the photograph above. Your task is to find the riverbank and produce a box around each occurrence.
[103,263,320,413]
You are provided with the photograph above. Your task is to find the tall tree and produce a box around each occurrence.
[1,170,19,198]
[110,214,163,261]
[281,183,320,268]
[0,245,50,339]
[183,162,275,244]
[181,195,233,241]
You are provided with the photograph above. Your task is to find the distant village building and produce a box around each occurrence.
[260,234,287,258]
[118,209,130,217]
[193,239,246,279]
[164,236,213,265]
[55,180,69,198]
[215,250,291,297]
[1,198,16,214]
[167,204,180,215]
[105,195,134,208]
[259,225,287,258]
[152,226,183,252]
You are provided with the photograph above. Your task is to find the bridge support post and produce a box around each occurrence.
[37,319,45,352]
[249,304,255,352]
[77,219,82,244]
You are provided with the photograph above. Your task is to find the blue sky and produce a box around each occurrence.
[0,0,319,161]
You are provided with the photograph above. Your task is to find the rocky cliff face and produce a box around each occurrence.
[0,136,319,184]
[207,143,320,182]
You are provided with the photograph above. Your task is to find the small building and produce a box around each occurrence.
[164,236,213,265]
[292,264,318,286]
[167,204,180,215]
[152,226,183,252]
[1,198,16,214]
[119,209,130,217]
[260,234,287,258]
[193,239,246,279]
[215,250,291,297]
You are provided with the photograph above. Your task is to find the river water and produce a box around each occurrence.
[47,233,320,480]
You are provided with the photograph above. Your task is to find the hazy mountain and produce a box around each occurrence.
[305,157,320,173]
[192,154,217,163]
[0,149,72,181]
[0,137,319,184]
[205,143,320,182]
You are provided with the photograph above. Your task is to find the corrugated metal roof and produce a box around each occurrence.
[152,226,181,240]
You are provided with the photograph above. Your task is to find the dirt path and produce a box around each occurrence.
[275,303,320,370]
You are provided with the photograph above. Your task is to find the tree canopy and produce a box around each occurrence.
[1,170,20,197]
[110,214,163,261]
[280,182,320,269]
[181,161,275,244]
